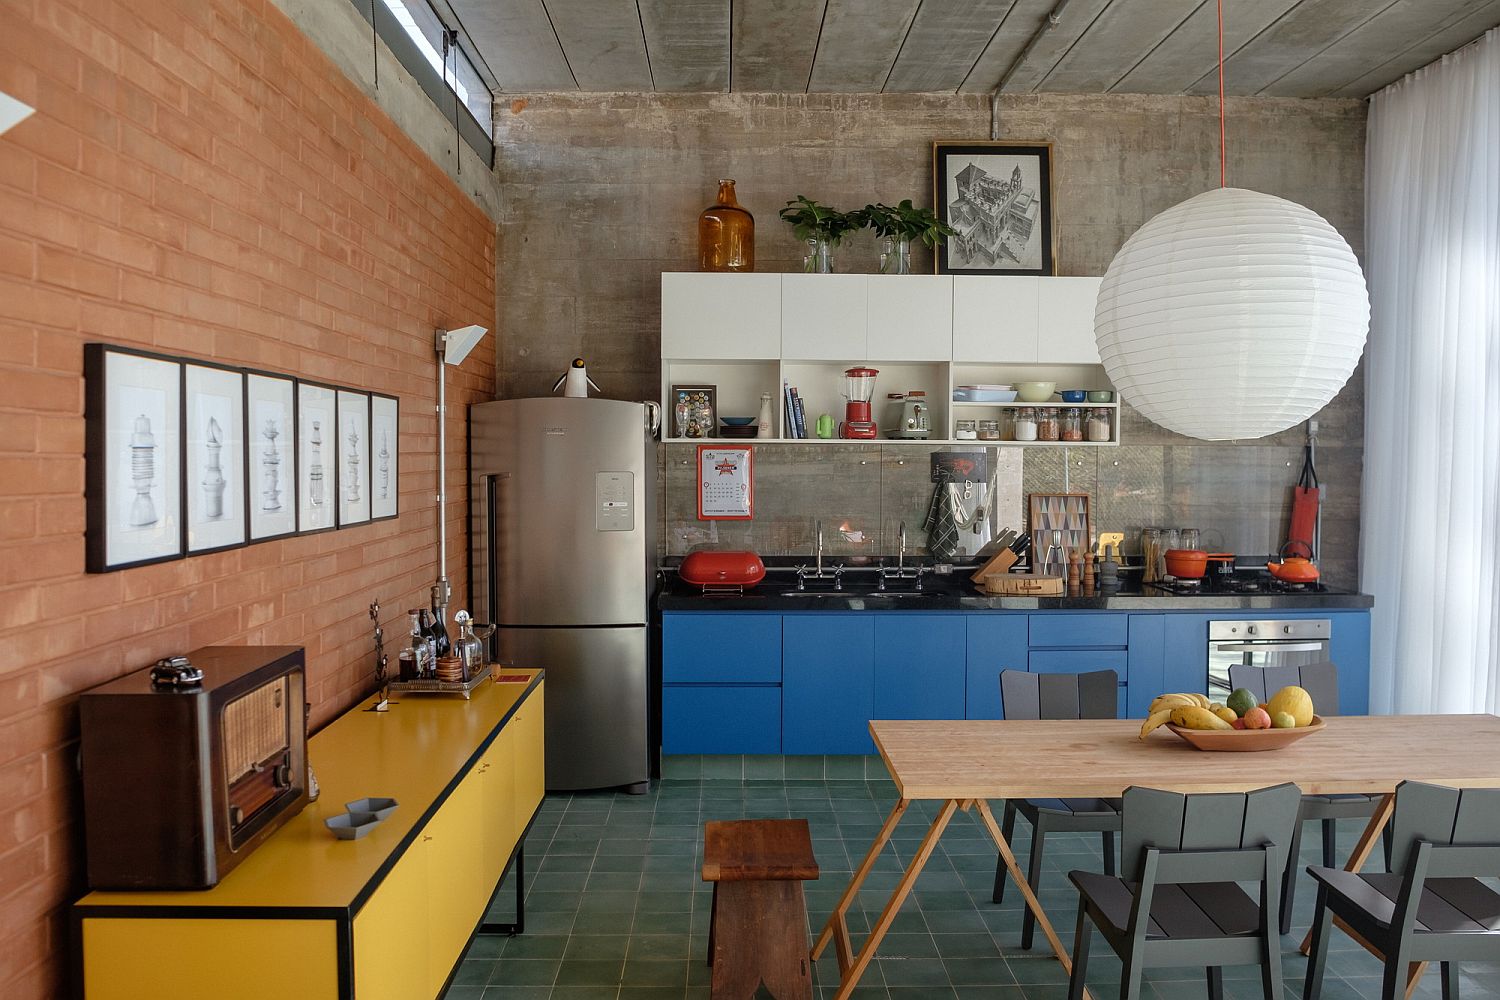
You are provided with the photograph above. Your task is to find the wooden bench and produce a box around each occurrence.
[702,818,820,1000]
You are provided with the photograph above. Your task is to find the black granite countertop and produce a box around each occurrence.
[656,567,1374,612]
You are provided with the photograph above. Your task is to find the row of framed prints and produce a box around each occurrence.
[84,343,400,573]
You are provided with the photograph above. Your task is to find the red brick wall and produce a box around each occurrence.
[0,0,496,992]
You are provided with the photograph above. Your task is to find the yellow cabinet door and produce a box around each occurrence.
[481,725,516,884]
[353,838,430,1000]
[424,768,490,996]
[511,684,545,835]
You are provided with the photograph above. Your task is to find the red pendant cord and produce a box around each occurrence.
[1218,0,1227,187]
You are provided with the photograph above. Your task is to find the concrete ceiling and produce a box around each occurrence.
[448,0,1500,98]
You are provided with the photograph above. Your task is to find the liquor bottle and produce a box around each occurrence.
[417,609,440,675]
[427,589,451,659]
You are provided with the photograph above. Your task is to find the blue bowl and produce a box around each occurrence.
[1058,389,1087,403]
[720,416,756,426]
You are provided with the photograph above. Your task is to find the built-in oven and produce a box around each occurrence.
[1206,619,1331,700]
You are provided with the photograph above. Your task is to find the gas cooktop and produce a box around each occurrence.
[1148,568,1338,597]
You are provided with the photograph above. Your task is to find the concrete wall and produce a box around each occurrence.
[493,92,1367,585]
[0,0,495,992]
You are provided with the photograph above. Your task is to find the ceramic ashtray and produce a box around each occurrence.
[325,811,382,840]
[344,797,399,821]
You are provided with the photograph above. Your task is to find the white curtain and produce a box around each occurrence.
[1363,28,1500,714]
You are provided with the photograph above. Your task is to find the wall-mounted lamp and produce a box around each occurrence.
[0,92,35,135]
[434,325,490,621]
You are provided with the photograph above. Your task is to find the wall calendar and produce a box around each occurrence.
[696,445,753,520]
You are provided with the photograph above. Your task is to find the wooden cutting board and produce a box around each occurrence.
[980,572,1064,596]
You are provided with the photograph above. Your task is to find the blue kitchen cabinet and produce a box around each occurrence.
[964,613,1029,719]
[872,615,967,721]
[1125,615,1166,717]
[662,685,781,754]
[782,615,876,754]
[662,612,783,754]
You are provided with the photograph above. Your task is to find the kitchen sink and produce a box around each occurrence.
[776,589,931,599]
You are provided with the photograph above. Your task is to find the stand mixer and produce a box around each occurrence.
[839,367,879,439]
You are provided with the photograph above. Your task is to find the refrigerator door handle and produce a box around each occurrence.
[643,400,661,439]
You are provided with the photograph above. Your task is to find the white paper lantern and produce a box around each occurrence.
[1094,187,1369,441]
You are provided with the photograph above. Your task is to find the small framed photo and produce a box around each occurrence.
[246,371,297,542]
[670,384,717,439]
[85,344,184,572]
[336,389,371,527]
[183,361,247,554]
[296,381,338,534]
[933,141,1055,276]
[370,393,399,522]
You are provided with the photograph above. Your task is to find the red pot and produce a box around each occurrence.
[678,550,766,589]
[1163,549,1235,579]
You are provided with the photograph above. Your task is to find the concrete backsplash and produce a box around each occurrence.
[492,92,1366,588]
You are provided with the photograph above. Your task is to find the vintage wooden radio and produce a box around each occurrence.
[79,645,310,890]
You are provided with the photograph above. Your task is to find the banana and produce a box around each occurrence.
[1169,706,1233,731]
[1138,709,1172,740]
[1149,694,1196,713]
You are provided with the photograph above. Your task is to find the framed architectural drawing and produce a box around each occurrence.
[184,361,247,554]
[84,344,184,572]
[933,141,1055,276]
[336,389,371,527]
[246,370,297,542]
[296,381,337,534]
[369,393,399,522]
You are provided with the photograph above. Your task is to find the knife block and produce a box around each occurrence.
[970,548,1019,586]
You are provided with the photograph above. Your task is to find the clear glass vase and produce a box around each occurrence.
[802,237,834,274]
[879,236,913,274]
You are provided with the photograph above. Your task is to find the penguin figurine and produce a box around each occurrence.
[552,357,600,398]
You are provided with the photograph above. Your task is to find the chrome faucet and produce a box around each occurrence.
[897,520,908,577]
[815,519,824,578]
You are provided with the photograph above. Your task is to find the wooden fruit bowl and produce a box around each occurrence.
[1166,716,1325,752]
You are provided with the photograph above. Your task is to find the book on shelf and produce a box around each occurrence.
[791,389,808,439]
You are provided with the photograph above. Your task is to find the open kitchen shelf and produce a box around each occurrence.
[660,273,1121,447]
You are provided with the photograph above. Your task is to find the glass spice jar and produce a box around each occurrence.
[1087,407,1112,442]
[1013,407,1038,442]
[955,419,978,440]
[978,419,1000,441]
[1061,407,1083,441]
[1036,408,1060,441]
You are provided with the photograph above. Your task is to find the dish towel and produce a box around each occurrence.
[924,470,960,563]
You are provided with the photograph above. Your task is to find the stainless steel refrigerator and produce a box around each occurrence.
[470,397,656,792]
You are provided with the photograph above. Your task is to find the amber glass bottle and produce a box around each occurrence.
[698,179,754,272]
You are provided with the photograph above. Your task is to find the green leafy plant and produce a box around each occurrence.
[857,200,956,248]
[778,196,861,245]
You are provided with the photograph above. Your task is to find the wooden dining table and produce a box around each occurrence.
[810,714,1500,1000]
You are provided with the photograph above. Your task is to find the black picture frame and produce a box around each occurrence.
[933,140,1055,277]
[295,379,339,536]
[84,343,186,573]
[183,359,248,556]
[245,369,298,543]
[335,388,371,528]
[369,392,399,522]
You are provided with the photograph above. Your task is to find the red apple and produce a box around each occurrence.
[1243,707,1273,730]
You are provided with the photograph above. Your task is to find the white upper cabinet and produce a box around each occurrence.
[781,274,867,360]
[661,272,781,359]
[953,276,1039,362]
[1037,276,1104,364]
[866,276,952,361]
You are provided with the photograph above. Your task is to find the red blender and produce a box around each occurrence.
[839,367,879,439]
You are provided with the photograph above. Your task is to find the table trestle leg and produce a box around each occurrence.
[813,797,911,966]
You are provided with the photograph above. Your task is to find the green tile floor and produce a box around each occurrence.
[447,775,1500,1000]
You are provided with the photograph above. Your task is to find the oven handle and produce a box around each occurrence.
[1214,642,1328,653]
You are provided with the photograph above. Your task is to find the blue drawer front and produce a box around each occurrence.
[873,615,967,720]
[663,685,781,754]
[1029,613,1129,647]
[663,613,782,683]
[783,615,875,755]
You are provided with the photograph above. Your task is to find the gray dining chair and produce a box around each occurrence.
[1067,782,1303,1000]
[992,668,1121,950]
[1304,780,1500,1000]
[1230,660,1393,933]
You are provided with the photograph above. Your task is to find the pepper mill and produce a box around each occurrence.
[1083,554,1096,597]
[1067,549,1082,597]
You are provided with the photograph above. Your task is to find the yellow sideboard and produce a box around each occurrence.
[72,672,545,1000]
